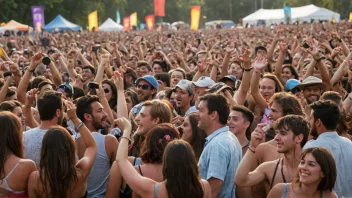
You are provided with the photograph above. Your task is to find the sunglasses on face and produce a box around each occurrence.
[137,84,151,90]
[104,88,110,93]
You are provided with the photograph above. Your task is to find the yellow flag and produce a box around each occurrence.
[0,46,6,58]
[190,6,201,30]
[350,12,352,21]
[130,12,137,27]
[88,11,98,31]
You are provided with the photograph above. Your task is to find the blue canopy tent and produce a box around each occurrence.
[43,15,81,32]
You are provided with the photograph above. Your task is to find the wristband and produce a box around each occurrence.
[248,147,255,153]
[244,67,253,72]
[27,68,35,73]
[314,57,324,63]
[121,136,131,142]
[76,121,85,130]
[338,38,342,43]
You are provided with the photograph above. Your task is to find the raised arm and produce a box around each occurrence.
[332,32,350,56]
[47,58,62,87]
[113,70,128,119]
[235,123,267,187]
[23,89,40,128]
[220,46,234,78]
[94,54,110,84]
[69,101,97,178]
[115,117,156,197]
[8,61,22,87]
[0,74,13,103]
[274,42,287,85]
[250,55,269,110]
[17,52,42,104]
[330,52,352,86]
[234,49,253,105]
[307,41,332,91]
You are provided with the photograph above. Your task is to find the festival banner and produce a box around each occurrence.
[154,0,165,16]
[130,12,137,27]
[31,6,45,32]
[88,11,98,31]
[116,10,121,24]
[283,6,292,24]
[123,17,131,31]
[190,6,201,30]
[145,15,155,30]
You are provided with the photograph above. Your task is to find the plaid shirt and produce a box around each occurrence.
[199,126,242,198]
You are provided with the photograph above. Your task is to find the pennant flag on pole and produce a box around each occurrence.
[88,11,98,31]
[130,12,137,27]
[154,0,165,16]
[190,6,201,30]
[31,6,45,32]
[123,17,131,31]
[145,15,155,30]
[283,6,292,24]
[116,10,121,24]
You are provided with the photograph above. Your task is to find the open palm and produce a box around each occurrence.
[253,55,268,70]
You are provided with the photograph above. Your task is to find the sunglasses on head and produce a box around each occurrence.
[137,84,151,90]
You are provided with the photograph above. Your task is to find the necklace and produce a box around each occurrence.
[242,140,250,149]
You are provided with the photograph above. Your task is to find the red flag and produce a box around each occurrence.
[154,0,165,16]
[123,17,130,31]
[145,15,155,30]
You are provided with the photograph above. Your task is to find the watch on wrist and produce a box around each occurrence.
[315,57,324,63]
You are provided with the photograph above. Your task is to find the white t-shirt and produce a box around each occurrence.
[23,127,48,168]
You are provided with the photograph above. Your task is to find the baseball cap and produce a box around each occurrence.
[297,76,325,90]
[135,75,158,90]
[193,76,215,88]
[219,75,237,84]
[175,80,194,95]
[58,83,74,97]
[285,79,301,91]
[208,82,233,95]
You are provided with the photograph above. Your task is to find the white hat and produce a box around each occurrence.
[193,76,215,88]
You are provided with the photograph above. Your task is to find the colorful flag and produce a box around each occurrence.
[350,12,352,21]
[154,0,165,17]
[190,6,201,30]
[130,12,137,27]
[116,10,121,24]
[31,6,45,32]
[88,11,98,31]
[283,6,292,24]
[145,15,155,30]
[123,17,131,31]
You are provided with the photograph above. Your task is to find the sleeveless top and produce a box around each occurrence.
[0,162,27,198]
[119,157,141,198]
[282,183,323,198]
[87,132,111,198]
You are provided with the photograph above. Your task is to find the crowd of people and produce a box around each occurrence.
[1,19,352,198]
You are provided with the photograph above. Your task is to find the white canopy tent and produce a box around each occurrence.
[98,18,123,32]
[243,4,340,26]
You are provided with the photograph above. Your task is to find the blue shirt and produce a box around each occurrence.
[303,132,352,197]
[199,126,242,198]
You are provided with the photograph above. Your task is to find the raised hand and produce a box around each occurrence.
[238,48,251,67]
[112,71,124,91]
[8,61,21,76]
[65,100,78,121]
[25,88,38,107]
[114,117,132,134]
[30,52,43,67]
[250,123,266,149]
[253,55,268,70]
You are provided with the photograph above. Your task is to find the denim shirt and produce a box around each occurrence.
[303,132,352,197]
[199,126,242,198]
